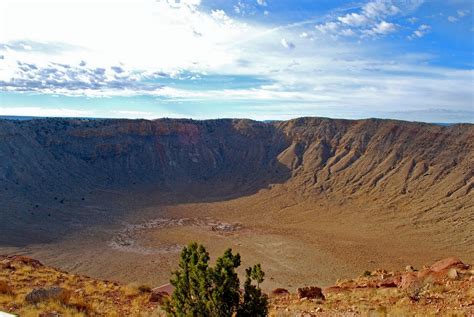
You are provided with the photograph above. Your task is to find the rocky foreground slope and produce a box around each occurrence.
[1,255,473,316]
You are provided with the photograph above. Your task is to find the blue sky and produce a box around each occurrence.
[0,0,473,122]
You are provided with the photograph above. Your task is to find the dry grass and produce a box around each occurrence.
[0,280,13,295]
[269,266,474,316]
[0,256,164,316]
[1,254,473,316]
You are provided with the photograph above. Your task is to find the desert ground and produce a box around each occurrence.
[2,182,472,292]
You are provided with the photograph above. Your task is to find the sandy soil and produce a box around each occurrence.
[2,184,472,292]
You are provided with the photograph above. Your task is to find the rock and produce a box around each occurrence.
[399,273,420,290]
[378,276,401,288]
[416,267,458,285]
[447,268,458,280]
[149,290,168,304]
[10,256,43,268]
[25,287,70,305]
[430,257,468,272]
[271,288,290,296]
[405,265,415,272]
[152,283,174,296]
[297,286,325,300]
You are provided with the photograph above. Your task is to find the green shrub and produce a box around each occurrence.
[164,242,268,317]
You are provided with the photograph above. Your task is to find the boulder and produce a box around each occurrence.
[430,257,468,272]
[25,287,70,305]
[149,290,168,304]
[152,283,174,296]
[10,255,43,268]
[377,276,401,288]
[297,286,325,300]
[399,273,421,290]
[271,288,290,296]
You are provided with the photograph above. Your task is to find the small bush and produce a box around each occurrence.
[69,299,94,314]
[0,280,13,295]
[138,285,152,293]
[164,242,268,317]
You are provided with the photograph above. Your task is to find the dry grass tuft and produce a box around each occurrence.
[0,280,13,295]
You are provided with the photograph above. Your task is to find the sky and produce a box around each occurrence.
[0,0,473,122]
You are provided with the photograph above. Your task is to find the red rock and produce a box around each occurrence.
[9,255,43,268]
[152,283,174,296]
[149,290,168,304]
[271,288,290,296]
[297,286,325,300]
[417,268,456,285]
[399,273,421,290]
[377,276,401,288]
[430,257,468,272]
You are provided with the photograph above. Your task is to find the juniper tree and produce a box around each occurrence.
[236,264,268,317]
[164,242,268,317]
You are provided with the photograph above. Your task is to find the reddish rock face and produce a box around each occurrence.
[297,286,325,300]
[430,257,468,272]
[398,257,470,290]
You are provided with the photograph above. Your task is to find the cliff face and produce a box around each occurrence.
[275,118,473,212]
[0,117,472,214]
[0,118,290,197]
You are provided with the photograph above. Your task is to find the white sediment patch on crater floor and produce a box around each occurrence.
[108,217,244,255]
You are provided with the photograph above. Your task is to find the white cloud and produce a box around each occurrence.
[314,0,423,39]
[257,0,267,6]
[340,29,356,37]
[362,0,400,18]
[457,9,470,17]
[448,9,470,23]
[280,38,295,49]
[0,0,472,123]
[408,24,430,40]
[167,0,201,8]
[338,13,369,27]
[448,16,458,23]
[0,0,250,73]
[315,22,339,34]
[367,21,397,35]
[211,9,233,25]
[0,107,92,117]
